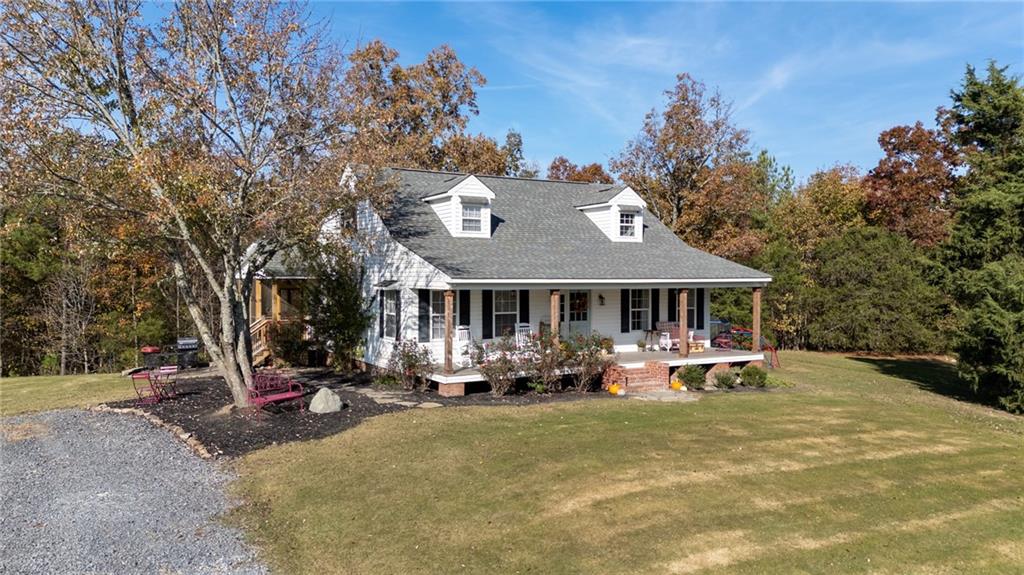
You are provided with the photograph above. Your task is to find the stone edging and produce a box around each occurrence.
[89,404,216,460]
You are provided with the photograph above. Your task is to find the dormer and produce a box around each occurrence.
[423,175,495,238]
[576,186,646,242]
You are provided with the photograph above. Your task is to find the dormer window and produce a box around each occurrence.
[576,186,646,243]
[462,203,482,232]
[619,212,636,238]
[423,175,495,238]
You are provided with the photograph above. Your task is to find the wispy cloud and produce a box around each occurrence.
[446,3,721,135]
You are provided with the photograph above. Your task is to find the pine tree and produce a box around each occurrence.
[943,62,1024,412]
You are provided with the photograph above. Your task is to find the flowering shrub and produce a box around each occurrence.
[385,340,433,391]
[473,335,521,396]
[563,333,614,392]
[523,333,565,393]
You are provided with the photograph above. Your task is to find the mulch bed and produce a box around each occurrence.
[108,370,607,458]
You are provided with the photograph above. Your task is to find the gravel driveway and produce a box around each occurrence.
[0,410,267,574]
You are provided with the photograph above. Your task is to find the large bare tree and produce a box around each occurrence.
[1,0,360,406]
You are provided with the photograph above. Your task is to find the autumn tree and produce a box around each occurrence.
[771,165,867,260]
[546,156,614,183]
[864,121,960,247]
[611,73,748,233]
[1,1,360,406]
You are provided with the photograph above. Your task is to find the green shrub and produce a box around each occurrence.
[269,321,309,366]
[741,364,768,388]
[386,340,434,391]
[678,365,706,390]
[714,370,737,389]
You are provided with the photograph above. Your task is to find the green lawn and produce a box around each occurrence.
[0,372,135,416]
[231,352,1024,574]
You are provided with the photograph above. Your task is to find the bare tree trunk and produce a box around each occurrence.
[59,293,67,376]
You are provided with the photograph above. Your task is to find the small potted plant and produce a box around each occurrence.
[636,339,647,352]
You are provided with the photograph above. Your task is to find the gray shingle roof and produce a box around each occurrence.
[383,168,771,282]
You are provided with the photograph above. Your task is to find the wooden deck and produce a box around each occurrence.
[428,348,765,384]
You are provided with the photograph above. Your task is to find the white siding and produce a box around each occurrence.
[356,201,451,369]
[427,198,453,235]
[581,205,613,240]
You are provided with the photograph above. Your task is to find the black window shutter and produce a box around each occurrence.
[650,288,660,330]
[667,288,678,322]
[697,288,706,330]
[394,290,402,341]
[378,289,384,337]
[418,289,431,342]
[620,289,630,333]
[482,289,493,339]
[458,290,470,326]
[519,290,529,323]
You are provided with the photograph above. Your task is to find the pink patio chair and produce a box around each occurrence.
[131,371,161,406]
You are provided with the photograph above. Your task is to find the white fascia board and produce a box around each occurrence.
[609,186,646,208]
[446,278,772,288]
[422,175,495,203]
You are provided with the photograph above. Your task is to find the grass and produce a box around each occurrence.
[231,351,1022,573]
[0,372,135,417]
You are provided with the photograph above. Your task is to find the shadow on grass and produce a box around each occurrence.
[849,356,1001,409]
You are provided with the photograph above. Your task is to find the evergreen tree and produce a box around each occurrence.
[943,62,1024,412]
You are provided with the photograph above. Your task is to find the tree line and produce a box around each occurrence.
[1,2,1020,412]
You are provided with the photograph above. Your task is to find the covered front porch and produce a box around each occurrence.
[426,282,767,395]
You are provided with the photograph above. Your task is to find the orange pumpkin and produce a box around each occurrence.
[670,381,683,391]
[608,383,621,396]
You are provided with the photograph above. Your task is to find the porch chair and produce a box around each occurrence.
[456,325,473,368]
[656,321,681,351]
[514,323,532,349]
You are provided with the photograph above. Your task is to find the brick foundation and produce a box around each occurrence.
[602,365,626,389]
[437,382,465,397]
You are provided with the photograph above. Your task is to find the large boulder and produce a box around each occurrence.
[309,388,343,414]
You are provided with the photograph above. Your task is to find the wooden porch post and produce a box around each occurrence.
[271,281,280,321]
[549,289,560,344]
[444,289,454,374]
[678,289,688,358]
[752,287,762,353]
[254,280,263,319]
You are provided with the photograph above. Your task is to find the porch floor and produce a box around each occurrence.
[428,348,766,384]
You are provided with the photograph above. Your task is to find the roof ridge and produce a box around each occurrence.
[388,165,621,187]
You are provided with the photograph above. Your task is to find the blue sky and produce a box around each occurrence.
[311,2,1022,182]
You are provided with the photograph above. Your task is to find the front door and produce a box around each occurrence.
[562,290,591,337]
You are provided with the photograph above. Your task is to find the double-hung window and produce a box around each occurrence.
[630,289,649,331]
[383,290,398,339]
[462,203,482,232]
[619,211,636,238]
[493,290,518,337]
[430,291,457,340]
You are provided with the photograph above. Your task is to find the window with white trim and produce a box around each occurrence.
[630,289,649,331]
[461,203,482,232]
[430,291,458,340]
[619,212,636,237]
[493,290,518,337]
[383,290,398,339]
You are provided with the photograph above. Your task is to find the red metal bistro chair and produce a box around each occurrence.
[131,371,161,406]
